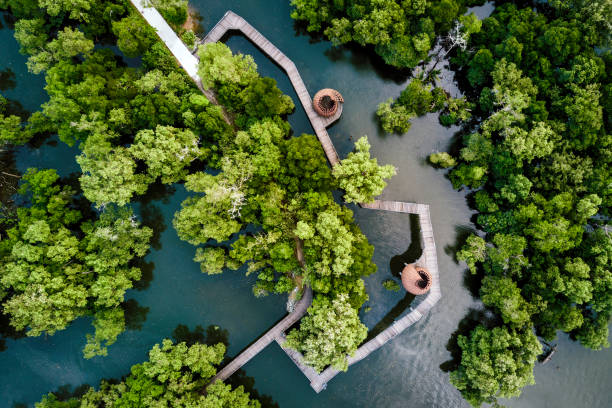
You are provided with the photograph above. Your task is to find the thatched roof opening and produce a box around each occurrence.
[313,89,343,117]
[401,264,433,295]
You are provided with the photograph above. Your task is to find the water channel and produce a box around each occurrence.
[1,1,611,407]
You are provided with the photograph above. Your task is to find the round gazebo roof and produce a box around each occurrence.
[313,88,344,117]
[401,264,432,295]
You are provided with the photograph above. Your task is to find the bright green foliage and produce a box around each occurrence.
[152,0,189,29]
[481,277,531,326]
[333,136,396,203]
[0,169,152,357]
[284,293,367,372]
[239,77,295,118]
[131,125,205,184]
[181,29,196,48]
[377,77,471,134]
[428,152,457,168]
[194,247,227,274]
[450,325,542,407]
[173,168,245,244]
[197,42,258,89]
[382,279,400,292]
[457,234,486,273]
[77,141,151,207]
[27,27,94,74]
[36,339,261,407]
[0,94,31,145]
[290,0,478,69]
[376,99,413,134]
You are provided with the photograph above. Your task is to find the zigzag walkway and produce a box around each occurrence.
[129,1,441,393]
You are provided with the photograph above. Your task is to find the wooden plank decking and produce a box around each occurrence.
[208,286,313,386]
[132,3,441,394]
[201,11,340,165]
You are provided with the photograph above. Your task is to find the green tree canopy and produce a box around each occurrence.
[333,136,396,203]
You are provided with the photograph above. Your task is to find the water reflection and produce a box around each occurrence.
[0,68,16,90]
[0,310,26,353]
[389,213,422,277]
[123,299,150,331]
[136,180,176,205]
[172,323,230,347]
[139,203,167,251]
[131,258,155,291]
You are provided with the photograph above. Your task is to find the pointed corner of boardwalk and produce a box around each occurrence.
[129,1,442,394]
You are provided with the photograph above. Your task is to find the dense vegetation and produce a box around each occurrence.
[292,0,611,406]
[0,0,203,357]
[1,0,396,375]
[0,168,152,357]
[37,339,261,407]
[443,2,611,406]
[173,41,396,371]
[290,0,485,69]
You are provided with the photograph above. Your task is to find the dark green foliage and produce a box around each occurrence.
[445,2,611,406]
[377,77,472,134]
[290,0,476,69]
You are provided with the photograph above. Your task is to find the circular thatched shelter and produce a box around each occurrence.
[401,264,432,295]
[313,88,344,117]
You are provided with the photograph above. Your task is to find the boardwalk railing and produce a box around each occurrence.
[129,2,441,394]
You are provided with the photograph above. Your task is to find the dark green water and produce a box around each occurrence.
[1,2,611,407]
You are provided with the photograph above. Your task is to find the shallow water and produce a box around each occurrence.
[1,2,611,407]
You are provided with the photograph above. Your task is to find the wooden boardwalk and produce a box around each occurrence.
[208,285,313,386]
[201,11,340,165]
[133,4,441,394]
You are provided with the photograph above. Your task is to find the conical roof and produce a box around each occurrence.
[313,88,343,117]
[401,264,432,295]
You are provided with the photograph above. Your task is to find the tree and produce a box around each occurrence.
[0,169,152,357]
[78,140,151,207]
[429,152,457,168]
[152,0,189,28]
[284,293,367,372]
[112,12,157,58]
[37,339,261,407]
[239,77,295,118]
[130,125,205,184]
[376,99,413,134]
[481,276,531,326]
[333,136,396,203]
[457,234,486,273]
[450,325,542,407]
[197,42,258,89]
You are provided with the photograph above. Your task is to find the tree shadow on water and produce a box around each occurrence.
[439,307,501,373]
[131,258,155,291]
[137,180,176,205]
[365,292,416,342]
[443,224,478,264]
[0,68,16,91]
[171,324,279,407]
[226,368,280,408]
[139,203,167,251]
[0,310,26,353]
[123,299,149,331]
[389,213,422,278]
[172,324,230,348]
